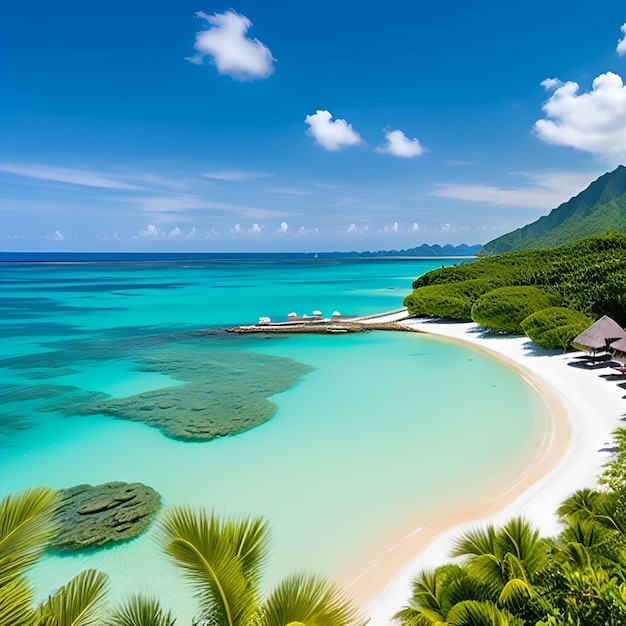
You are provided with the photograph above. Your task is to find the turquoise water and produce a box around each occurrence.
[0,259,546,620]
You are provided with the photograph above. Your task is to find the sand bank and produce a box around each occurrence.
[359,319,626,625]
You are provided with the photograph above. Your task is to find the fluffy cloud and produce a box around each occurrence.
[187,10,275,81]
[276,222,288,234]
[540,78,563,91]
[376,129,426,158]
[534,72,626,161]
[618,22,626,56]
[248,223,263,235]
[138,224,163,238]
[304,110,363,151]
[48,230,65,241]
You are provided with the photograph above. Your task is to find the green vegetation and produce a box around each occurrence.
[403,232,626,338]
[521,308,594,351]
[396,427,626,626]
[0,490,363,626]
[471,286,560,334]
[481,165,626,255]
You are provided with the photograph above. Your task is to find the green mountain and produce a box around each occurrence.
[480,164,626,255]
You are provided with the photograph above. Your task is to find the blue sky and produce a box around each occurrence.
[2,1,626,252]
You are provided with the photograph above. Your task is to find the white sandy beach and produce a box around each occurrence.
[361,317,626,626]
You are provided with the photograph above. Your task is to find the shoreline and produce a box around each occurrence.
[357,318,626,625]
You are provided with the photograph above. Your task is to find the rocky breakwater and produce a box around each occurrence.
[52,481,161,551]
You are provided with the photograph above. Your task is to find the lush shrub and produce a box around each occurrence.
[520,307,594,350]
[403,279,499,320]
[471,286,560,334]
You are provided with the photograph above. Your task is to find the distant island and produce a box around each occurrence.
[0,243,481,262]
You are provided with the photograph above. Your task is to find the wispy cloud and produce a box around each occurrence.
[265,186,315,196]
[0,163,141,190]
[304,110,363,151]
[130,194,287,220]
[431,170,603,209]
[187,10,275,81]
[203,169,274,182]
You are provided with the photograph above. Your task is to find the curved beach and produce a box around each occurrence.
[363,318,626,625]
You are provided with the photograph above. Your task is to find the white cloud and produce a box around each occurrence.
[410,222,419,232]
[304,110,363,151]
[169,227,182,237]
[0,163,140,190]
[203,169,273,182]
[131,195,285,220]
[540,78,563,91]
[186,227,197,239]
[432,169,603,209]
[188,10,275,81]
[248,223,263,235]
[534,72,626,161]
[346,223,358,233]
[376,129,426,158]
[277,222,288,233]
[138,224,163,238]
[48,230,65,241]
[617,22,626,56]
[381,222,400,233]
[231,224,243,234]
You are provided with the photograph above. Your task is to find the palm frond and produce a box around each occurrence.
[450,525,498,559]
[497,577,533,604]
[446,599,524,625]
[557,488,600,519]
[465,554,505,600]
[160,507,264,626]
[107,595,176,626]
[498,517,547,576]
[0,575,35,626]
[36,568,109,626]
[261,572,366,626]
[224,515,270,589]
[0,487,60,585]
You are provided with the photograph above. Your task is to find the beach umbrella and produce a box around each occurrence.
[571,315,626,354]
[287,312,297,318]
[332,310,341,317]
[312,310,322,317]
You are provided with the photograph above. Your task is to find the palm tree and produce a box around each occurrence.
[450,517,549,606]
[160,506,365,626]
[394,565,525,625]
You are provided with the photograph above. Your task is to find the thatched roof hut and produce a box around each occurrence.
[571,315,626,353]
[610,336,626,361]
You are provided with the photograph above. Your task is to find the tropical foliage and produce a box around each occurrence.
[160,507,364,626]
[396,427,626,626]
[520,307,594,351]
[403,232,626,335]
[480,165,626,254]
[470,286,560,334]
[0,489,363,626]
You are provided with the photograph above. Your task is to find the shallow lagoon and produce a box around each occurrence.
[0,259,546,620]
